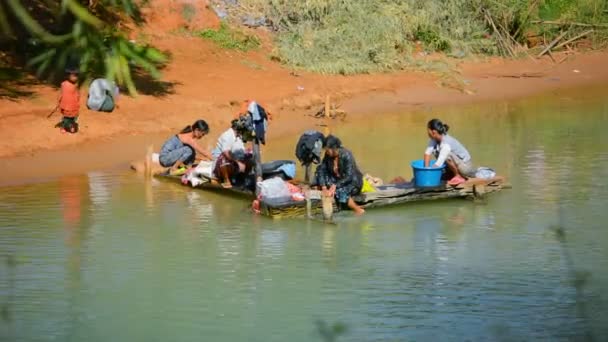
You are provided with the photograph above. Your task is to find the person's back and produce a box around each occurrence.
[87,78,118,112]
[212,128,244,159]
[60,80,80,118]
[442,134,471,162]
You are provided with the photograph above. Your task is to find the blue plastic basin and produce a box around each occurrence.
[411,160,445,187]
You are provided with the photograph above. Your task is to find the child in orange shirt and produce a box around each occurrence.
[56,68,81,133]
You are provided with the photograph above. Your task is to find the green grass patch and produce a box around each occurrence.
[198,23,260,51]
[236,0,608,74]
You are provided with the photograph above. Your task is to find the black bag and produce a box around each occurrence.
[295,130,325,166]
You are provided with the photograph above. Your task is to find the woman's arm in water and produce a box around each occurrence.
[424,140,434,167]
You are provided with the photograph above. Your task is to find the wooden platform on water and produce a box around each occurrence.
[156,172,509,220]
[260,176,509,219]
[156,173,256,198]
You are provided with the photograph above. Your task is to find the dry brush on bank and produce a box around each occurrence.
[218,0,608,74]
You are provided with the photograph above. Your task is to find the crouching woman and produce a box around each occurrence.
[315,135,365,215]
[159,120,212,175]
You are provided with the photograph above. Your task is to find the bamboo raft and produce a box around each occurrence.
[260,176,509,219]
[156,170,509,220]
[156,173,256,198]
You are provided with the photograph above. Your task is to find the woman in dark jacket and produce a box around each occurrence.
[315,135,365,215]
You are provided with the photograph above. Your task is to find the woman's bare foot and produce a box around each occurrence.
[347,197,365,216]
[221,182,233,189]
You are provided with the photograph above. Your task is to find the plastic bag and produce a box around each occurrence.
[361,178,376,193]
[257,177,291,199]
[475,167,496,179]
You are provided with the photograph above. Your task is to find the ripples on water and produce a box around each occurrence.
[1,87,608,341]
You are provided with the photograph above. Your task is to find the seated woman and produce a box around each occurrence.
[424,118,475,186]
[159,120,212,175]
[315,135,365,215]
[211,119,249,188]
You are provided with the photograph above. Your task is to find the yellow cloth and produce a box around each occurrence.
[361,178,376,193]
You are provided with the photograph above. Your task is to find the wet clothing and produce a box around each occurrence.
[60,80,80,117]
[295,130,324,166]
[315,148,363,204]
[425,134,475,177]
[87,78,118,112]
[159,135,195,167]
[247,101,268,144]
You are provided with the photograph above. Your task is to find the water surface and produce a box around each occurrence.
[1,86,608,341]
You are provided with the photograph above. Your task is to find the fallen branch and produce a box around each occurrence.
[554,30,594,50]
[532,20,608,28]
[492,72,545,78]
[537,30,569,58]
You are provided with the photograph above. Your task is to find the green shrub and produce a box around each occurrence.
[198,23,261,51]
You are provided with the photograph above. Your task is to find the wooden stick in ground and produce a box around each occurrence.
[253,140,263,190]
[144,144,153,177]
[323,95,331,136]
[554,29,594,50]
[537,30,569,58]
[304,164,311,184]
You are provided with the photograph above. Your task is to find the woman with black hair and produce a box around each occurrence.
[159,120,212,175]
[211,118,250,188]
[315,135,365,215]
[424,118,474,186]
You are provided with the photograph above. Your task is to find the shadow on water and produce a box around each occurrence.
[551,219,595,341]
[315,320,348,342]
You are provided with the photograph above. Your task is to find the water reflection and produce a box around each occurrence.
[1,85,608,341]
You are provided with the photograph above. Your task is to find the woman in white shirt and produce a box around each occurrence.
[212,119,248,188]
[424,119,475,186]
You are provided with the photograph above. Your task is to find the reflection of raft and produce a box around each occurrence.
[260,176,510,219]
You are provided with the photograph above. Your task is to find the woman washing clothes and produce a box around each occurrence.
[315,135,365,215]
[424,118,475,186]
[159,120,212,175]
[212,118,251,188]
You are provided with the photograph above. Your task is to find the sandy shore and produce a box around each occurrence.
[1,31,607,186]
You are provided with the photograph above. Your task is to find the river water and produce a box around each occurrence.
[1,86,607,341]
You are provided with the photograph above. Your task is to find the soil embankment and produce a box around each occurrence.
[1,0,607,185]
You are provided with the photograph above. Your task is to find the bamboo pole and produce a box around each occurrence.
[323,94,331,136]
[537,30,569,58]
[144,144,153,178]
[253,139,262,195]
[532,20,608,28]
[554,30,594,50]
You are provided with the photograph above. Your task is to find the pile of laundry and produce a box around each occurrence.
[181,161,214,187]
[252,177,304,214]
[257,177,304,202]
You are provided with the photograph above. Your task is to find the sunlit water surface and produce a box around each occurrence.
[1,86,608,341]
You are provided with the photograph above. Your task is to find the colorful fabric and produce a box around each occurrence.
[60,80,80,117]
